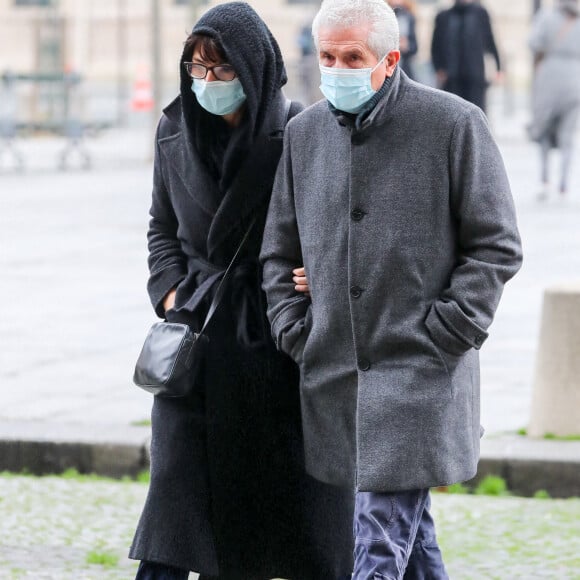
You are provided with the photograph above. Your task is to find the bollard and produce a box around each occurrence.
[528,285,580,437]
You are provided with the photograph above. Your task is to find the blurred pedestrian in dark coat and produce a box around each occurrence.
[529,0,580,200]
[431,0,501,112]
[128,3,354,579]
[388,0,418,79]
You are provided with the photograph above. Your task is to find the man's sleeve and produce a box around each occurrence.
[260,129,311,360]
[425,107,523,356]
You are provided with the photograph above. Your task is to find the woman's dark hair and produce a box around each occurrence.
[184,33,228,63]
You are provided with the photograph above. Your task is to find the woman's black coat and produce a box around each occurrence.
[128,7,354,576]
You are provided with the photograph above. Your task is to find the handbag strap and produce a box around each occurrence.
[197,218,256,337]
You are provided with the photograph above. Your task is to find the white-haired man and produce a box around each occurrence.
[261,0,522,578]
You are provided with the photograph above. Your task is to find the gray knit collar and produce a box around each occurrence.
[330,66,402,132]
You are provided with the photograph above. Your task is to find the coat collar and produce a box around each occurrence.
[333,67,407,135]
[158,92,290,261]
[158,97,221,218]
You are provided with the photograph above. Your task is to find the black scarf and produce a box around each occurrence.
[179,2,287,194]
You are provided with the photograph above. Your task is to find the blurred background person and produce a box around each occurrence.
[431,0,501,112]
[297,19,321,105]
[528,0,580,201]
[388,0,418,79]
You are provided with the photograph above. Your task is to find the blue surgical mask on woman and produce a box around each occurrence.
[319,56,387,114]
[191,77,247,116]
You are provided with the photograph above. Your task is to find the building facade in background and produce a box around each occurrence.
[0,0,547,120]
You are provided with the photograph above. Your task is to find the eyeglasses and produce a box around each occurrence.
[184,62,237,81]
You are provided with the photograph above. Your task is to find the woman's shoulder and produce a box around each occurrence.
[288,100,305,121]
[157,96,183,139]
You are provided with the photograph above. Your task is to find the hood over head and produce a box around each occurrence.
[179,2,287,192]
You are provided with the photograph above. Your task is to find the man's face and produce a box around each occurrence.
[318,25,400,91]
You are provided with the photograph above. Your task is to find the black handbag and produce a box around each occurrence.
[133,220,255,397]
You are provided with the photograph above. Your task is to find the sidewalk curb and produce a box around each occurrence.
[474,455,580,498]
[0,438,150,479]
[1,433,579,497]
[471,436,580,498]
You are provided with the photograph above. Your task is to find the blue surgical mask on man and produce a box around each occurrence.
[191,77,246,116]
[319,56,387,114]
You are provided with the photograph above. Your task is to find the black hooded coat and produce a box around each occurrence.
[129,3,354,578]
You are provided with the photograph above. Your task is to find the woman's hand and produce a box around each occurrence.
[163,288,177,313]
[293,267,310,295]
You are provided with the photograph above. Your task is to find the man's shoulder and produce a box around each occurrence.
[402,78,484,126]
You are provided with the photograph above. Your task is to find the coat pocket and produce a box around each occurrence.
[430,339,462,379]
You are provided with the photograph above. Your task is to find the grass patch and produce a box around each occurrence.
[445,483,470,494]
[516,428,580,441]
[0,469,32,478]
[0,468,149,484]
[543,433,580,441]
[533,489,551,499]
[130,419,152,427]
[136,469,150,483]
[436,475,511,497]
[86,550,120,568]
[475,475,510,496]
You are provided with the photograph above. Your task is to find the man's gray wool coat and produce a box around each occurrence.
[260,68,523,493]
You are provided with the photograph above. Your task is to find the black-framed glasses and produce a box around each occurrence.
[184,62,237,81]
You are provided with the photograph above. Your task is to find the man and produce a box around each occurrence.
[260,0,522,578]
[431,0,501,112]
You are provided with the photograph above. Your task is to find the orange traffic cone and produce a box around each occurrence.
[131,69,154,112]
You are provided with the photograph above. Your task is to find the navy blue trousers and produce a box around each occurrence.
[353,489,448,580]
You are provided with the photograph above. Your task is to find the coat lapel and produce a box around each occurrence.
[158,98,222,218]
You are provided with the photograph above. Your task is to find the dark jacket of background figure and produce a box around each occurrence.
[394,6,418,80]
[128,3,354,578]
[431,1,500,110]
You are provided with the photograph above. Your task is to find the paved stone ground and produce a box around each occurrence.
[1,474,579,579]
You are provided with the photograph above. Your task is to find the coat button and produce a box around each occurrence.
[474,334,484,347]
[358,358,371,371]
[351,208,365,221]
[352,134,366,145]
[350,285,363,298]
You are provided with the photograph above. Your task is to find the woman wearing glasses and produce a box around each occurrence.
[129,3,353,580]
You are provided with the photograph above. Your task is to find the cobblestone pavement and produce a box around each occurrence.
[1,475,579,579]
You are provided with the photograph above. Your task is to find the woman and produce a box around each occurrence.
[388,0,418,79]
[529,0,580,200]
[128,3,354,580]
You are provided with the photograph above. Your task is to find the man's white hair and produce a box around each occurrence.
[312,0,400,59]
